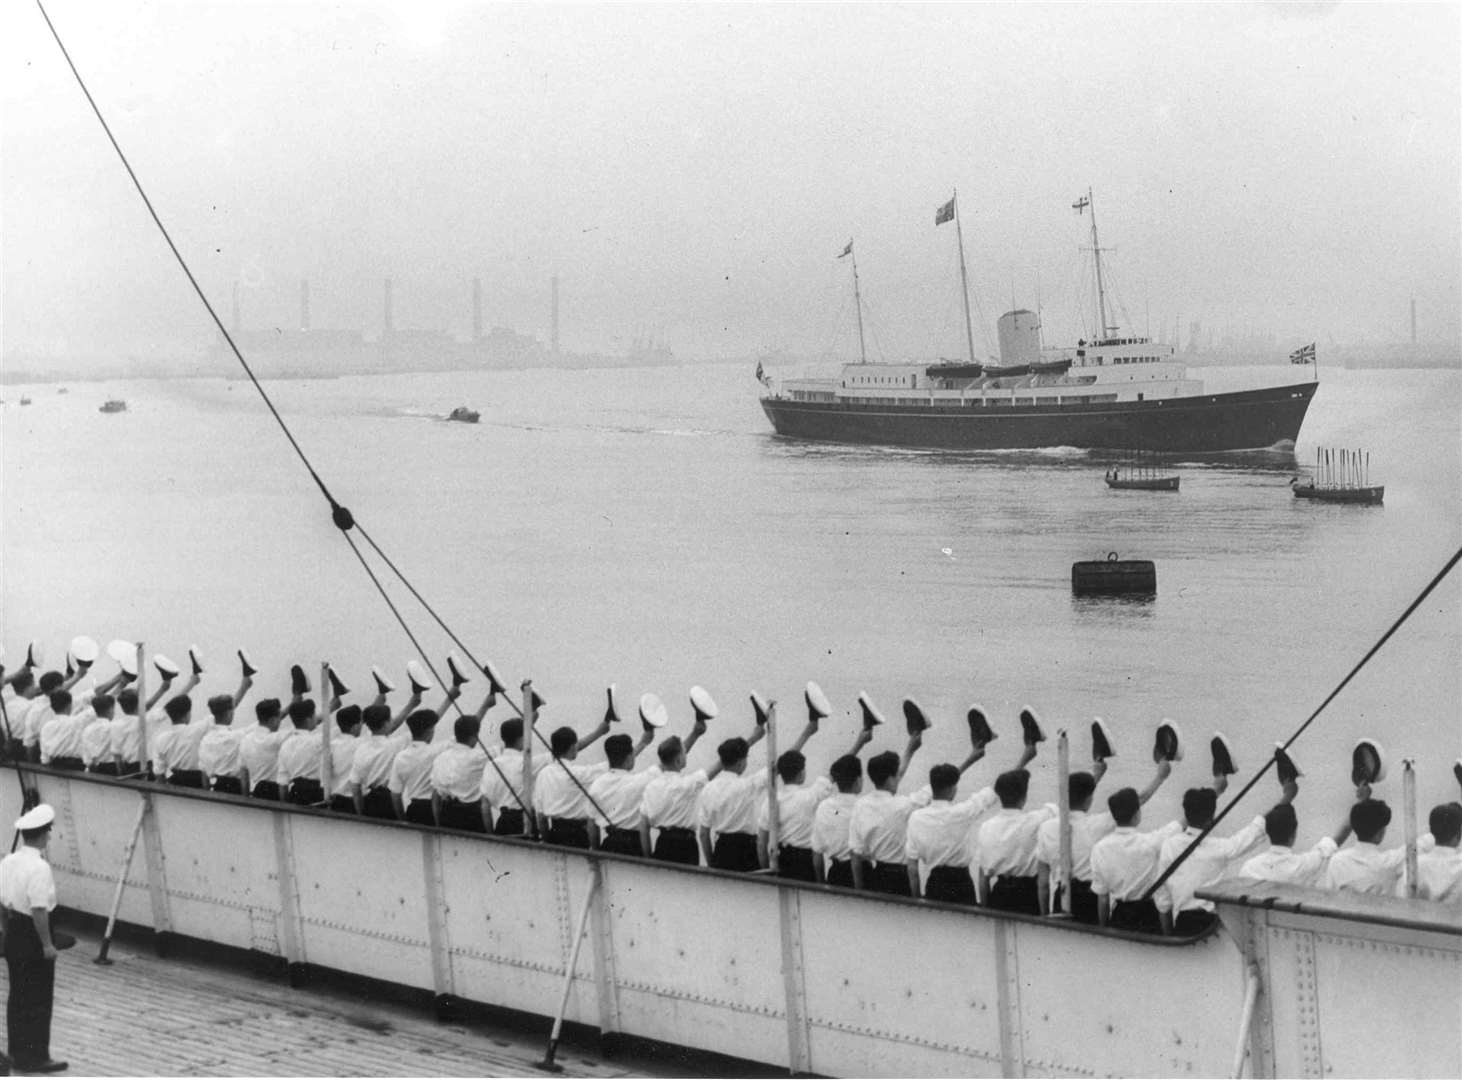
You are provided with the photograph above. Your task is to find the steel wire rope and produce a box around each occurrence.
[35,0,611,832]
[1142,543,1462,903]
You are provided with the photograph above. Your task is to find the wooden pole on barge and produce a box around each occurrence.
[537,868,600,1072]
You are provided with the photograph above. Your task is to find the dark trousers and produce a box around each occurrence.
[169,769,206,789]
[776,845,816,882]
[48,757,84,772]
[362,787,395,820]
[285,778,324,806]
[91,761,122,777]
[1109,898,1162,935]
[438,799,485,833]
[865,861,912,896]
[925,865,977,905]
[329,794,356,814]
[710,832,759,872]
[599,827,643,857]
[1055,878,1098,923]
[404,799,435,826]
[1174,909,1218,937]
[545,818,591,849]
[987,874,1040,915]
[4,912,55,1067]
[251,780,281,801]
[211,775,244,796]
[653,827,699,865]
[826,858,854,888]
[494,807,527,837]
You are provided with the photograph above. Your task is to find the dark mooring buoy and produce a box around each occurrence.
[1072,551,1156,596]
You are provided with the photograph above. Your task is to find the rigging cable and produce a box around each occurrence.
[35,0,611,830]
[1143,543,1462,902]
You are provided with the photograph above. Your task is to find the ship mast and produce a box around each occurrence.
[839,238,868,364]
[953,191,977,366]
[1074,187,1113,341]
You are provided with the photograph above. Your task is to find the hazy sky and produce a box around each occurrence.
[3,1,1459,362]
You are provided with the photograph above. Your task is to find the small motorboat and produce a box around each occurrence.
[446,406,480,424]
[99,400,128,413]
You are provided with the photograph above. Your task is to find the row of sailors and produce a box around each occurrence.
[5,664,1460,927]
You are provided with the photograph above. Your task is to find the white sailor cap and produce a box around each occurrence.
[967,705,996,746]
[406,660,433,694]
[1153,720,1183,763]
[1018,706,1047,746]
[1351,738,1386,785]
[605,683,623,724]
[26,641,45,668]
[238,648,257,677]
[1274,744,1302,785]
[188,645,205,675]
[857,691,884,730]
[16,804,55,831]
[154,654,181,678]
[107,639,138,676]
[372,665,396,694]
[804,681,831,721]
[1091,717,1115,761]
[689,685,718,721]
[447,654,470,687]
[749,691,772,726]
[69,635,100,665]
[480,659,506,695]
[639,692,668,728]
[1210,732,1238,777]
[326,665,349,698]
[902,698,930,735]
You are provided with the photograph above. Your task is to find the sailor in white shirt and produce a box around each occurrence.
[640,720,719,864]
[1156,775,1282,935]
[240,698,291,799]
[391,708,454,825]
[1404,803,1462,902]
[907,739,1034,903]
[349,692,421,818]
[811,756,864,887]
[22,665,90,762]
[1326,794,1433,897]
[431,715,492,832]
[697,726,772,872]
[2,669,47,760]
[849,732,930,895]
[0,804,66,1072]
[37,691,88,770]
[1090,787,1184,934]
[480,717,546,837]
[1036,759,1172,922]
[277,699,329,805]
[534,718,613,848]
[80,693,119,773]
[976,769,1057,914]
[759,724,869,881]
[588,722,659,856]
[193,664,256,793]
[326,705,364,813]
[152,694,213,788]
[1240,794,1351,890]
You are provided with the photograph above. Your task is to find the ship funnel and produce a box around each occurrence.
[997,309,1041,365]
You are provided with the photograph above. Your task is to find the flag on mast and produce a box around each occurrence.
[1072,195,1090,214]
[837,239,853,259]
[754,360,771,387]
[934,196,955,226]
[1289,342,1316,364]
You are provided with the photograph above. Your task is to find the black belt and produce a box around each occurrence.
[658,825,695,835]
[49,756,84,771]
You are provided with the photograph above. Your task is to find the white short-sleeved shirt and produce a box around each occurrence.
[327,732,358,788]
[430,743,489,801]
[39,712,87,762]
[978,805,1058,879]
[534,760,610,820]
[905,788,1000,870]
[479,747,546,811]
[22,700,55,748]
[350,728,412,791]
[849,786,934,864]
[811,792,859,862]
[1326,838,1434,896]
[0,846,56,914]
[240,726,290,785]
[589,767,661,830]
[389,741,451,802]
[1404,845,1462,902]
[1240,839,1339,889]
[640,769,710,831]
[154,720,211,776]
[697,769,771,838]
[757,777,836,849]
[82,716,116,768]
[277,728,327,785]
[1155,817,1267,915]
[1089,821,1184,900]
[1036,809,1119,886]
[199,726,245,778]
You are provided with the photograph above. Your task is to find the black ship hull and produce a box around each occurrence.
[761,381,1317,452]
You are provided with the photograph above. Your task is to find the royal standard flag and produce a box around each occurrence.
[935,197,955,226]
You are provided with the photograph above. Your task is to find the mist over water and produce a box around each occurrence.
[3,362,1458,841]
